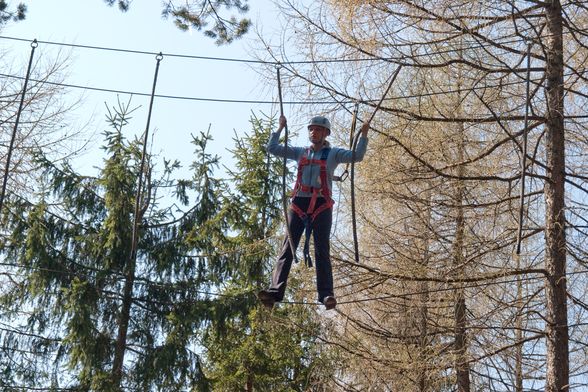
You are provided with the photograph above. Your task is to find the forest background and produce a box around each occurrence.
[0,1,585,391]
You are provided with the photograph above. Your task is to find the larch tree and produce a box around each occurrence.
[0,24,82,214]
[262,0,586,390]
[0,17,96,387]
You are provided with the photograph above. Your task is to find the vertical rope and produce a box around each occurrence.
[113,52,163,386]
[349,104,359,151]
[516,43,532,255]
[349,103,361,264]
[131,52,163,258]
[335,102,359,182]
[0,39,38,215]
[276,66,298,264]
[333,103,358,234]
[261,150,271,237]
[350,65,402,264]
[367,65,403,124]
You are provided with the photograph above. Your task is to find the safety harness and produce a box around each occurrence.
[290,147,334,267]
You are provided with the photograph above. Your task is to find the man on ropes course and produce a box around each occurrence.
[258,114,370,310]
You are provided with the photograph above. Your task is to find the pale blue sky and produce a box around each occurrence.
[0,0,291,174]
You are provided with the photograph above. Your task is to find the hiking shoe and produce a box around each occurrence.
[323,296,337,310]
[258,290,277,309]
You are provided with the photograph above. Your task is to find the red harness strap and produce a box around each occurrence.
[290,148,334,220]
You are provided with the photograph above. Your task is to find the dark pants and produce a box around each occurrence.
[267,196,333,303]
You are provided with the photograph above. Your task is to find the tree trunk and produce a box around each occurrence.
[544,1,569,391]
[112,265,136,387]
[417,290,429,391]
[246,373,253,392]
[454,291,469,392]
[453,70,470,392]
[112,186,146,386]
[515,262,524,392]
[454,171,469,392]
[454,191,470,392]
[418,190,432,392]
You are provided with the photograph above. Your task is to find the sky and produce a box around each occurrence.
[0,0,293,176]
[0,0,357,243]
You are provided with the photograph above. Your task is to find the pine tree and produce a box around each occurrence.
[103,0,251,45]
[270,1,578,390]
[0,1,26,25]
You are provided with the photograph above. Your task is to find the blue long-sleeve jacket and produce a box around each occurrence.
[267,132,368,197]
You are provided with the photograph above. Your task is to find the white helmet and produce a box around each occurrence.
[308,116,331,134]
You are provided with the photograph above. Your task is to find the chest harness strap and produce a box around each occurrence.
[290,147,335,267]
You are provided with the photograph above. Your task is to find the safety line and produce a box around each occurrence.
[349,66,403,265]
[3,254,588,309]
[0,33,553,65]
[0,71,359,105]
[0,35,375,65]
[112,52,163,385]
[276,66,298,264]
[331,103,358,235]
[0,68,558,107]
[279,271,549,307]
[1,28,580,67]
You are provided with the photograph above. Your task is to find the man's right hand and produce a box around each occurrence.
[278,115,287,131]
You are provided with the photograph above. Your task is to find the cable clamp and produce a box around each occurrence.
[333,170,348,182]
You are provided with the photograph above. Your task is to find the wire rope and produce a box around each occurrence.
[0,31,572,67]
[0,31,584,305]
[4,248,588,313]
[332,103,358,235]
[0,69,553,107]
[0,39,37,216]
[349,66,403,264]
[276,66,298,264]
[112,52,162,384]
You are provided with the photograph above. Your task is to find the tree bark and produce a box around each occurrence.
[246,373,253,392]
[112,263,136,387]
[453,63,471,391]
[454,139,470,392]
[544,1,569,391]
[418,190,432,392]
[515,264,524,392]
[112,193,146,386]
